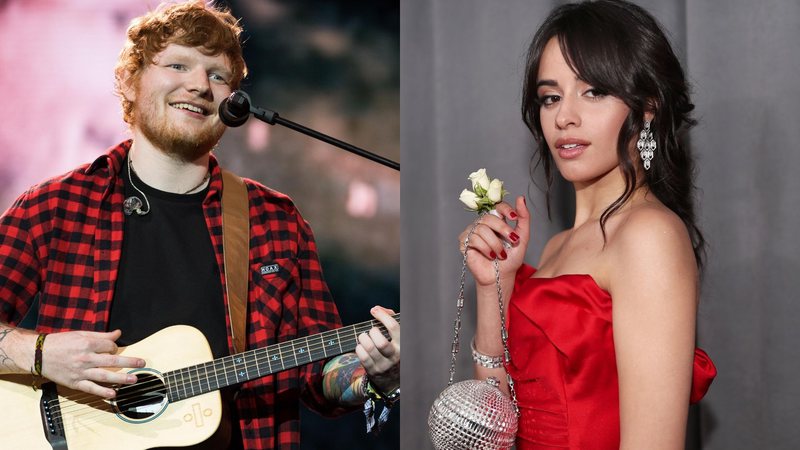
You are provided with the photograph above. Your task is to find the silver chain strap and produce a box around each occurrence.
[448,213,518,413]
[493,257,519,413]
[447,218,480,386]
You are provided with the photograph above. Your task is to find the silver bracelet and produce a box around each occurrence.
[470,337,504,369]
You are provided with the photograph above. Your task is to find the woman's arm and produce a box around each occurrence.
[460,196,529,393]
[608,207,698,449]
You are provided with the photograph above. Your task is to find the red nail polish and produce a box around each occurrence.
[509,211,518,219]
[509,232,519,242]
[500,250,507,259]
[489,251,497,259]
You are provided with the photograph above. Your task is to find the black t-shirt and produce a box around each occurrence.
[109,160,243,449]
[109,160,227,358]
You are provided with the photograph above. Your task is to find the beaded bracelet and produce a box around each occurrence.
[470,337,504,369]
[31,333,48,391]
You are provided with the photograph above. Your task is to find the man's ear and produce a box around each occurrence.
[119,71,137,102]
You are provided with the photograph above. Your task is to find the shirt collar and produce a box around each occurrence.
[206,153,223,201]
[84,139,223,201]
[86,139,130,176]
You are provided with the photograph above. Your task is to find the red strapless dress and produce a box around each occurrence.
[506,265,716,449]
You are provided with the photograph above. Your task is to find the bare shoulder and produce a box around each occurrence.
[606,202,697,298]
[609,203,693,261]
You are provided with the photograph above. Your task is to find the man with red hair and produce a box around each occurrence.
[0,2,399,448]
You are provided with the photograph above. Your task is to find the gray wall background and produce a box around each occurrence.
[401,1,800,449]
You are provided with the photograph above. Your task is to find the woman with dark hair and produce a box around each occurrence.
[459,1,716,448]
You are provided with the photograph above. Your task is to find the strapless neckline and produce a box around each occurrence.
[507,264,716,450]
[529,272,611,296]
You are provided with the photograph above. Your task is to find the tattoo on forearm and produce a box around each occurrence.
[323,353,366,405]
[0,328,16,370]
[0,349,15,370]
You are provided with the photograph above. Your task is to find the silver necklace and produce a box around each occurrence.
[180,171,211,194]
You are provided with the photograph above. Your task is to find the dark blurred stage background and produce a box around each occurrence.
[0,1,399,448]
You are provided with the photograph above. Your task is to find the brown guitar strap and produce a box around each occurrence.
[221,170,249,354]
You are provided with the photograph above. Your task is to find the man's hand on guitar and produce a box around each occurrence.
[355,306,400,394]
[42,329,145,399]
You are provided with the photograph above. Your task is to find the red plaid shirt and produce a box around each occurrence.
[0,140,348,449]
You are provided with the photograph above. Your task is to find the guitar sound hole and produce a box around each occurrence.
[113,372,168,420]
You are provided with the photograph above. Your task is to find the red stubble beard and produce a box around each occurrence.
[133,94,226,162]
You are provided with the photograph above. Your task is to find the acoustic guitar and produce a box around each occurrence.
[0,313,398,449]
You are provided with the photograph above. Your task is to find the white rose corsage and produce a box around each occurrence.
[459,168,508,214]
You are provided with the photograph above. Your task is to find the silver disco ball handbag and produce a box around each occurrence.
[428,217,519,449]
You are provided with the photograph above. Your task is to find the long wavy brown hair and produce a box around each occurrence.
[521,0,705,269]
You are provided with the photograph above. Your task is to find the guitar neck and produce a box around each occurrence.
[164,313,399,402]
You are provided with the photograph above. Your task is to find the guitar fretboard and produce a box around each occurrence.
[164,313,399,402]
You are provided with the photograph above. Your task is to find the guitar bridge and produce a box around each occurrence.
[39,381,67,449]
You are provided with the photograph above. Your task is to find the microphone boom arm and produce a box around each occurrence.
[250,105,400,171]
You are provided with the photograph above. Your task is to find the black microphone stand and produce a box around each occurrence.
[230,92,399,171]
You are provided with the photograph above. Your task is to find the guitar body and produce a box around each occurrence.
[0,314,398,449]
[0,325,222,449]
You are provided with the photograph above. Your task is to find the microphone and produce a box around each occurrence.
[218,90,251,127]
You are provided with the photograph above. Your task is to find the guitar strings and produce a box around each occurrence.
[49,322,386,425]
[47,319,396,428]
[12,316,399,440]
[51,320,390,418]
[50,317,395,414]
[47,315,398,426]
